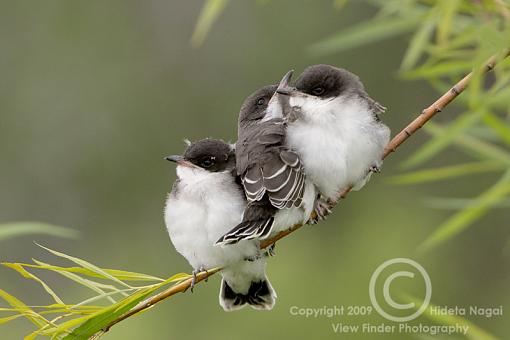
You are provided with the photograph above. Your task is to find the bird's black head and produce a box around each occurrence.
[294,64,364,99]
[238,85,278,126]
[165,138,235,173]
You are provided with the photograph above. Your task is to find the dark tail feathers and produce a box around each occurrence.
[215,200,276,245]
[219,278,276,311]
[215,218,274,245]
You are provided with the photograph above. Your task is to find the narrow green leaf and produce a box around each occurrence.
[73,289,135,308]
[0,313,24,324]
[0,222,78,241]
[40,315,92,338]
[402,110,483,169]
[419,170,510,252]
[437,0,461,45]
[35,243,132,289]
[0,289,49,328]
[18,261,164,282]
[2,263,64,305]
[388,161,504,185]
[32,259,127,296]
[190,0,229,48]
[423,197,510,210]
[402,60,473,79]
[61,287,158,339]
[400,13,437,71]
[308,14,423,55]
[28,260,118,304]
[62,272,191,338]
[424,122,510,165]
[482,112,510,146]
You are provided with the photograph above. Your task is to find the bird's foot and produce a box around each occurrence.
[266,244,276,257]
[309,200,333,224]
[316,198,333,221]
[190,266,208,292]
[369,165,381,173]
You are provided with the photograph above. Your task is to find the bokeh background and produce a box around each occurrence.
[1,1,508,339]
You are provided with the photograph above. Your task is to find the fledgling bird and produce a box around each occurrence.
[216,73,316,245]
[277,65,391,204]
[164,138,276,311]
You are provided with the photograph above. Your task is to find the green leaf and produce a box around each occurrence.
[425,122,510,165]
[36,243,132,289]
[61,287,159,339]
[32,259,128,297]
[388,161,504,185]
[437,0,461,45]
[18,261,164,282]
[308,14,423,56]
[61,273,191,338]
[0,222,78,241]
[402,110,483,169]
[400,13,437,71]
[29,260,119,304]
[190,0,229,48]
[419,170,510,252]
[423,197,510,210]
[402,60,473,79]
[2,263,64,305]
[482,112,510,146]
[0,289,49,328]
[0,313,24,325]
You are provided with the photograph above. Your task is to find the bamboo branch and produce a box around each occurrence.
[101,49,509,335]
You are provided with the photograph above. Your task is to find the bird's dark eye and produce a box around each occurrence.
[256,98,266,106]
[200,156,215,168]
[311,86,325,96]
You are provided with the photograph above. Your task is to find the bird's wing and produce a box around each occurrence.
[241,149,305,209]
[262,150,305,209]
[359,92,386,121]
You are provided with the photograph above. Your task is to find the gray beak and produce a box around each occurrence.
[262,70,295,122]
[276,70,296,96]
[165,155,184,163]
[165,155,196,168]
[277,69,293,90]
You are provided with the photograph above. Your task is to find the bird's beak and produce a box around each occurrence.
[164,155,196,168]
[276,69,296,96]
[277,69,293,90]
[262,70,294,122]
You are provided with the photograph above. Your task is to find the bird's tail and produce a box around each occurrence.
[219,277,276,311]
[215,200,276,245]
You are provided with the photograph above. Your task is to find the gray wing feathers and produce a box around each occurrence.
[242,150,304,209]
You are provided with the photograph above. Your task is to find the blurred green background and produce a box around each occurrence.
[0,1,508,339]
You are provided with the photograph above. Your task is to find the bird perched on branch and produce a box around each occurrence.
[276,65,390,209]
[216,72,316,246]
[164,138,276,311]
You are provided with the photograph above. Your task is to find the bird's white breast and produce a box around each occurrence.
[287,95,390,199]
[164,166,258,270]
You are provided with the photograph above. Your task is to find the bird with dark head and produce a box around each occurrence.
[164,138,276,311]
[276,65,391,209]
[165,138,236,174]
[216,72,316,246]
